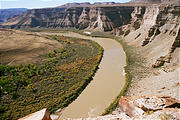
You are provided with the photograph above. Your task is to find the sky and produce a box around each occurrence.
[0,0,131,9]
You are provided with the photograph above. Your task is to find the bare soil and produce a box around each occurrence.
[0,29,62,65]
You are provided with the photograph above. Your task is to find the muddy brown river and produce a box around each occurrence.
[41,32,126,119]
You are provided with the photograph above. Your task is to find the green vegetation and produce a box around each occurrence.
[0,35,103,120]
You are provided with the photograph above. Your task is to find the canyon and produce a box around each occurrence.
[0,1,179,63]
[0,0,180,119]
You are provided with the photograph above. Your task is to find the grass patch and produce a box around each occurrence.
[0,35,103,120]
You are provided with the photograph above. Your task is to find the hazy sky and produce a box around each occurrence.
[0,0,131,9]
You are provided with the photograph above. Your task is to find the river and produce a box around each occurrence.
[41,32,126,119]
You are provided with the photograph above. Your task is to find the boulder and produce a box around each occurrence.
[119,95,180,118]
[18,108,53,120]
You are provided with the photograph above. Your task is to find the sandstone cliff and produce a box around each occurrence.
[0,6,134,31]
[115,3,180,68]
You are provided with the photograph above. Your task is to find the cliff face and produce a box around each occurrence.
[121,4,180,67]
[0,2,179,66]
[0,6,134,31]
[0,8,67,28]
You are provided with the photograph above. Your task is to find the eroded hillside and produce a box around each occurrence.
[120,4,180,100]
[0,29,62,65]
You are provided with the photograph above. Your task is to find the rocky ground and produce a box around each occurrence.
[19,95,180,120]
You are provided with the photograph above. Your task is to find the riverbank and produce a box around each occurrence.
[102,36,137,115]
[58,31,136,115]
[0,30,104,120]
[92,30,179,115]
[43,31,127,119]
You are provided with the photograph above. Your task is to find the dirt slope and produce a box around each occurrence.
[122,4,180,100]
[0,29,62,65]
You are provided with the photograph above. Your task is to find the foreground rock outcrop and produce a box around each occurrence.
[74,95,180,120]
[119,95,180,118]
[19,108,51,120]
[20,95,180,120]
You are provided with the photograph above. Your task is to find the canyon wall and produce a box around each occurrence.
[1,3,179,67]
[121,3,180,67]
[0,6,135,31]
